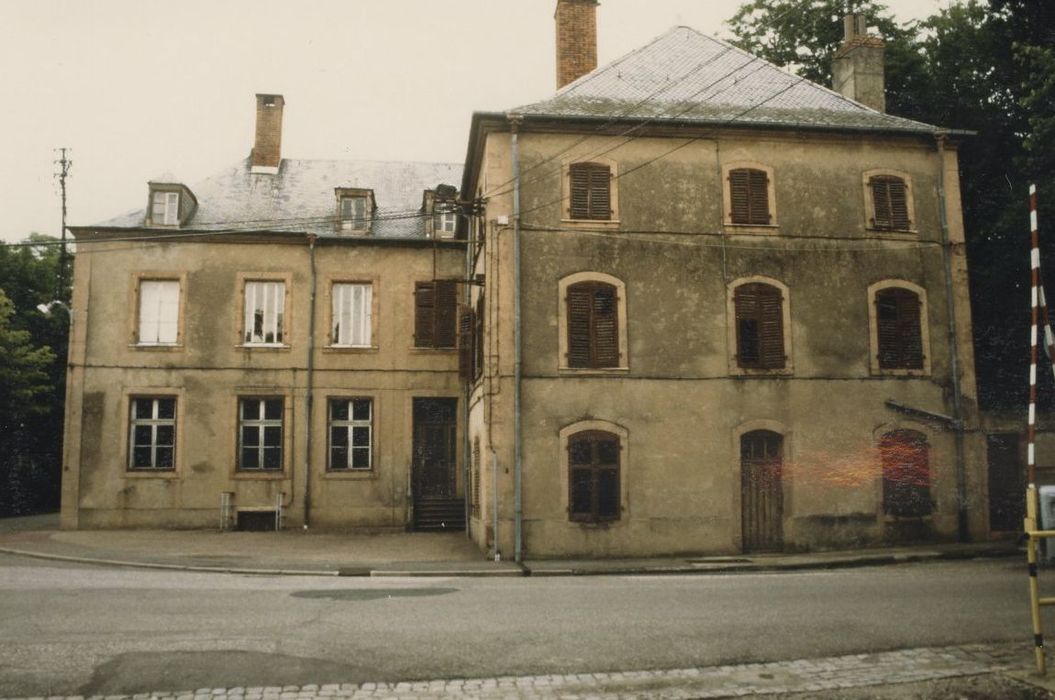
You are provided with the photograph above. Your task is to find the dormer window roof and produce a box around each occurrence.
[147,182,197,228]
[335,187,375,234]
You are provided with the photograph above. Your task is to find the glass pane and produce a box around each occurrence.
[157,399,175,419]
[134,399,153,419]
[156,425,174,446]
[570,469,593,515]
[352,399,371,421]
[597,439,619,465]
[263,426,282,448]
[156,447,174,469]
[330,446,348,470]
[242,426,259,447]
[241,447,259,470]
[132,447,152,468]
[352,447,370,469]
[263,447,282,470]
[133,425,153,446]
[331,426,348,447]
[352,426,370,447]
[330,400,349,422]
[598,469,619,518]
[568,438,592,465]
[241,400,259,420]
[264,399,283,420]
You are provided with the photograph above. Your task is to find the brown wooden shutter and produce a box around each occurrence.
[569,164,590,219]
[758,285,785,369]
[458,305,475,381]
[569,163,611,220]
[434,280,457,348]
[588,165,611,219]
[729,169,750,224]
[474,295,485,379]
[414,282,435,348]
[897,291,923,368]
[734,284,760,367]
[871,176,910,231]
[592,284,619,367]
[876,288,923,369]
[566,283,593,367]
[729,169,770,225]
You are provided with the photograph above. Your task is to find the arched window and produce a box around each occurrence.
[875,287,924,370]
[740,430,784,552]
[869,175,911,231]
[734,282,785,369]
[568,430,621,523]
[880,430,931,517]
[728,168,771,225]
[566,281,620,368]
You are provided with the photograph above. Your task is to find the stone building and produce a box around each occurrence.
[63,2,992,558]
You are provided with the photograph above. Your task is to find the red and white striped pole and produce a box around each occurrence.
[1027,182,1046,673]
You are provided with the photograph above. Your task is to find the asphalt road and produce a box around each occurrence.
[0,554,1038,697]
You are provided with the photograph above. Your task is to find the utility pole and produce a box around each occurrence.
[55,148,72,299]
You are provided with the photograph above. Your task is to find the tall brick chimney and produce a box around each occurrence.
[832,14,886,112]
[251,93,284,173]
[555,0,599,90]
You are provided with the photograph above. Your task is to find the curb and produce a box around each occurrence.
[0,547,340,577]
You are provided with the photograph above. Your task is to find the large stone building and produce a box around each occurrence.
[63,2,993,558]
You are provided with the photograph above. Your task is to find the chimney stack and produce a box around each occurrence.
[832,14,886,112]
[251,93,284,173]
[555,0,599,90]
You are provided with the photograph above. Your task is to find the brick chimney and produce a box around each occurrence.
[832,14,886,112]
[555,0,599,90]
[251,94,284,173]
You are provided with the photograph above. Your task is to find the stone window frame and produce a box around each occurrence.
[128,271,187,351]
[722,161,778,233]
[558,419,630,527]
[725,276,794,376]
[872,421,935,521]
[558,271,630,374]
[862,169,917,235]
[335,187,376,234]
[866,280,931,377]
[236,273,293,350]
[561,156,620,228]
[325,277,379,352]
[122,387,185,480]
[325,396,376,474]
[233,394,291,479]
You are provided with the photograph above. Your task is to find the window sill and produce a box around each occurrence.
[233,470,288,480]
[729,367,793,377]
[558,366,630,375]
[570,518,622,529]
[410,347,457,354]
[561,218,621,229]
[130,343,183,352]
[724,223,780,234]
[871,367,930,378]
[124,469,178,478]
[323,469,377,480]
[882,513,934,523]
[323,345,379,354]
[236,344,292,352]
[867,227,918,239]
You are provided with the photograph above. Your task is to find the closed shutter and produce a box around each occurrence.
[871,176,910,230]
[474,295,485,379]
[569,163,611,220]
[729,169,770,225]
[898,291,923,368]
[567,282,619,368]
[876,288,923,369]
[414,282,435,348]
[434,279,458,348]
[758,286,785,369]
[566,284,593,367]
[458,305,476,382]
[735,283,784,369]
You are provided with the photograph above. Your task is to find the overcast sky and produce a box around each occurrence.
[0,0,947,242]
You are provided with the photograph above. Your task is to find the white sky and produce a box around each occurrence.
[0,0,945,242]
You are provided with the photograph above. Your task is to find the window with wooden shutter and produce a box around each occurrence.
[870,176,910,231]
[734,283,785,369]
[568,162,612,220]
[875,287,923,369]
[568,430,620,523]
[474,295,485,380]
[414,280,458,349]
[880,430,931,517]
[728,168,771,225]
[458,305,476,382]
[566,281,620,368]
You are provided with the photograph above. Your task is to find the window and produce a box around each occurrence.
[414,280,457,348]
[151,191,179,226]
[434,204,457,237]
[328,398,372,471]
[339,195,370,231]
[331,283,372,347]
[568,162,612,220]
[566,281,620,368]
[474,295,484,380]
[880,429,931,517]
[870,175,910,231]
[239,398,283,470]
[734,282,785,369]
[458,304,476,381]
[568,430,621,523]
[137,280,180,345]
[875,287,923,370]
[728,168,771,225]
[129,397,176,470]
[243,281,286,345]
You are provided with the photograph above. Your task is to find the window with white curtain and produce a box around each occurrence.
[243,281,286,345]
[331,283,372,347]
[137,280,180,345]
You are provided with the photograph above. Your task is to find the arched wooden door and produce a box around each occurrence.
[741,430,784,552]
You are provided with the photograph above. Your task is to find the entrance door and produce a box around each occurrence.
[741,430,784,552]
[412,398,458,499]
[988,433,1024,532]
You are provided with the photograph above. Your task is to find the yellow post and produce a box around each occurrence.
[1028,485,1047,674]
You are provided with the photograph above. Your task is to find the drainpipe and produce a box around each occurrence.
[303,234,318,528]
[510,114,524,563]
[491,449,500,560]
[463,207,472,539]
[935,133,969,542]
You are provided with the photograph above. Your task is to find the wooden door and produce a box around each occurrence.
[741,430,784,552]
[412,398,458,498]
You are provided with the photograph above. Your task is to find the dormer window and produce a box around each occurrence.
[152,192,179,226]
[147,183,195,228]
[335,188,375,233]
[434,203,457,237]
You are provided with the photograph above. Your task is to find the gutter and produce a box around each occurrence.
[303,235,318,528]
[510,114,524,564]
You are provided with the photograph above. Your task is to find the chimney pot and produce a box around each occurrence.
[555,0,599,90]
[251,93,284,173]
[832,15,886,113]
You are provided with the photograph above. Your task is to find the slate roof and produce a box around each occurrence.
[510,26,944,135]
[95,158,464,238]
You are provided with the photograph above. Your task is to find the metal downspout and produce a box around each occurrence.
[463,209,472,539]
[303,235,318,528]
[935,134,969,542]
[510,114,524,563]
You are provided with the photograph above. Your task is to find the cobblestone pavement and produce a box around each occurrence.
[0,642,1041,700]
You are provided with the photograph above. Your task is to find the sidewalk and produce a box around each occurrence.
[0,513,1020,577]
